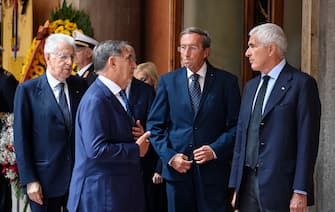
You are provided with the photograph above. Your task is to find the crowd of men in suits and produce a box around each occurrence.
[0,22,321,212]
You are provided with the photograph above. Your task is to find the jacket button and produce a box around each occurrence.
[189,143,193,147]
[260,122,264,126]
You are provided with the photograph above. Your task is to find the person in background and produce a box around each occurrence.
[147,27,241,212]
[132,59,167,212]
[14,34,87,212]
[134,61,159,89]
[0,45,18,212]
[67,40,151,212]
[72,30,99,86]
[229,23,321,212]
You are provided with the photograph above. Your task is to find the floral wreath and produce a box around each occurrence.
[20,0,93,82]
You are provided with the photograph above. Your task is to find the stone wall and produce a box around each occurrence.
[315,0,335,211]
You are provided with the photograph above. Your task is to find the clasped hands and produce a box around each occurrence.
[170,145,215,173]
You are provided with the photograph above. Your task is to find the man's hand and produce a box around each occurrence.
[136,131,151,157]
[193,145,215,164]
[170,153,192,173]
[132,120,144,140]
[27,181,43,205]
[152,172,164,184]
[290,192,307,212]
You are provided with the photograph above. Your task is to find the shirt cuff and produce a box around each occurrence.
[294,190,307,195]
[168,154,178,166]
[209,146,217,159]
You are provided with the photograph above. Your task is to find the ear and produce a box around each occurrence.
[268,44,277,57]
[44,53,51,64]
[108,56,117,69]
[204,47,211,59]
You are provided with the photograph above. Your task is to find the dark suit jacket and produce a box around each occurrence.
[0,67,18,112]
[13,74,87,197]
[229,63,321,210]
[81,64,97,86]
[147,63,241,210]
[67,78,145,212]
[129,78,157,179]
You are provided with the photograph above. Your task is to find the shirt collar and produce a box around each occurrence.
[46,70,66,89]
[186,62,207,79]
[262,59,286,80]
[77,63,93,77]
[98,75,123,95]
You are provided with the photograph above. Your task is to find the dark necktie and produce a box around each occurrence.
[189,73,201,113]
[57,82,71,129]
[120,90,135,124]
[245,75,270,169]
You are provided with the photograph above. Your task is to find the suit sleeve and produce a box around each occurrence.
[13,84,38,185]
[146,77,177,166]
[209,75,241,161]
[77,96,140,161]
[293,76,321,194]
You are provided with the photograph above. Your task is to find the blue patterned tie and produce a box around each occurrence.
[189,73,201,113]
[58,82,71,129]
[245,75,270,168]
[120,90,135,124]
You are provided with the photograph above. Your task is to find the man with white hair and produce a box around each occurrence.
[14,33,87,211]
[229,23,321,212]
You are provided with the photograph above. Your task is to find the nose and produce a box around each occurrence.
[245,47,251,57]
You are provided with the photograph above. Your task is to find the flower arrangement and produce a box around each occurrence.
[0,113,23,199]
[20,0,93,82]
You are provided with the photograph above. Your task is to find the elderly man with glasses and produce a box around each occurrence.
[14,33,87,212]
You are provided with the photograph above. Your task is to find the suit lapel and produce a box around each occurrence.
[128,77,139,107]
[263,65,292,119]
[177,68,195,117]
[194,66,215,118]
[243,77,261,125]
[39,74,66,123]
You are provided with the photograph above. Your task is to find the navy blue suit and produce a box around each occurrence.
[147,63,241,211]
[13,74,87,202]
[129,77,167,212]
[67,78,145,212]
[229,63,321,211]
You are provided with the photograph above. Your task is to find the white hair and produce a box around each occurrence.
[44,33,76,54]
[249,23,287,57]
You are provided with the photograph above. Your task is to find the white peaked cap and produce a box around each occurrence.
[72,30,98,49]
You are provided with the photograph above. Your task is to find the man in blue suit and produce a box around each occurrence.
[14,34,87,211]
[67,40,151,212]
[147,27,241,212]
[229,23,321,212]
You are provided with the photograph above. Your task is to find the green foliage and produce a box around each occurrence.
[50,0,94,36]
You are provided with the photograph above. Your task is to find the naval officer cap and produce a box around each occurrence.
[72,30,98,49]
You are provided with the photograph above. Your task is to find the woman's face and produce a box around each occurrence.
[134,71,153,86]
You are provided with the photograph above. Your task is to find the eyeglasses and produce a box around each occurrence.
[177,45,201,52]
[51,53,75,61]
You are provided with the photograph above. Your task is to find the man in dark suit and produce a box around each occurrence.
[124,45,166,212]
[147,27,241,212]
[72,30,98,85]
[14,34,87,212]
[229,23,321,212]
[0,46,18,212]
[67,40,151,212]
